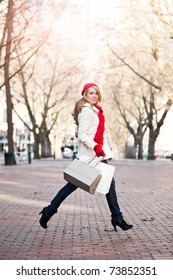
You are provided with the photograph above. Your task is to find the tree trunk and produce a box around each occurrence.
[137,138,143,159]
[4,0,16,165]
[41,134,52,158]
[147,130,156,160]
[33,133,40,159]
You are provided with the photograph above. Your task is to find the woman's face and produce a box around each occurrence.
[84,87,99,104]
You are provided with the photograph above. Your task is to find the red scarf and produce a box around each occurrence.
[94,104,105,147]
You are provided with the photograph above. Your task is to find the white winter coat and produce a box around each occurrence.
[76,103,112,160]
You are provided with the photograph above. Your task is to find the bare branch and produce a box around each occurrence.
[108,44,161,91]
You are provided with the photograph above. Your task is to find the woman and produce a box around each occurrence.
[39,83,133,232]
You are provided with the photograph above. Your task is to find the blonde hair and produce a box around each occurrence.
[72,86,102,125]
[83,85,102,104]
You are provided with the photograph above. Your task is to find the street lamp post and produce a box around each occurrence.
[27,132,32,164]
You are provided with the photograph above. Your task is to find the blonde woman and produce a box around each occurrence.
[39,83,133,232]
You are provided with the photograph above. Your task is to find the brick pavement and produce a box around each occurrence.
[0,155,172,260]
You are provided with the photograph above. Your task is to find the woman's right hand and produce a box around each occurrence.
[94,144,105,157]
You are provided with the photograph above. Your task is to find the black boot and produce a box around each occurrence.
[111,218,133,232]
[39,207,51,229]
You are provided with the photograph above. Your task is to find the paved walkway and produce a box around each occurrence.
[0,155,172,260]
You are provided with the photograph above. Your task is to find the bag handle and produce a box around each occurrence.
[84,156,104,167]
[90,156,103,167]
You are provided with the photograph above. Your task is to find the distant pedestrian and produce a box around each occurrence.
[39,83,133,232]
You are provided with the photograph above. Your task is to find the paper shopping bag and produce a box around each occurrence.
[64,158,102,194]
[95,161,115,194]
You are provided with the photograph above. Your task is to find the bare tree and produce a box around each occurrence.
[103,0,173,159]
[113,87,148,159]
[3,0,15,164]
[0,0,68,163]
[143,89,172,159]
[13,46,82,158]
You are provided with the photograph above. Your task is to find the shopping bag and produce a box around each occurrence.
[95,161,115,195]
[63,157,102,194]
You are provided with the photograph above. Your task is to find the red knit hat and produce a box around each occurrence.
[81,83,98,96]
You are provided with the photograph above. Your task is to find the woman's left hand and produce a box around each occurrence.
[94,144,106,157]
